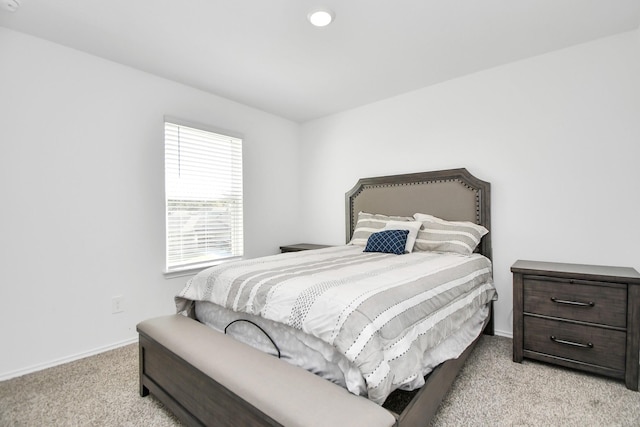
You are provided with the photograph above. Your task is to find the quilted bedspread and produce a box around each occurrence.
[176,245,496,404]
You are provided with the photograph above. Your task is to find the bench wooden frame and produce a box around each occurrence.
[139,168,493,426]
[138,315,398,427]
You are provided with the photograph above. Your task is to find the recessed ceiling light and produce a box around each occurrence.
[308,9,334,27]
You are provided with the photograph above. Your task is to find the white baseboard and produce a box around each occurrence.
[0,336,139,382]
[493,329,513,339]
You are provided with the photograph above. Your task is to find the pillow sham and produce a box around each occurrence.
[413,213,488,255]
[364,229,410,255]
[349,212,413,246]
[382,220,422,253]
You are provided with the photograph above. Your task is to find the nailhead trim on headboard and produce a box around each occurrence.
[350,178,481,226]
[345,168,491,261]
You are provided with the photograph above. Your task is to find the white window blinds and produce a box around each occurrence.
[165,120,243,272]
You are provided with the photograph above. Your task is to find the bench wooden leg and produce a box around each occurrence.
[139,342,150,397]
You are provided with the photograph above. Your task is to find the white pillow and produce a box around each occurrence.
[382,220,422,253]
[413,213,488,255]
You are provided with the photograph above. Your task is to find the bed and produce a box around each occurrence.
[138,167,495,426]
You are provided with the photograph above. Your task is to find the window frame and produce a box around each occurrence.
[163,116,244,277]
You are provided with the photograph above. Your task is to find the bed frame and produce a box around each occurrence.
[139,167,492,426]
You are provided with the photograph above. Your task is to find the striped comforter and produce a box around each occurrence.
[176,245,496,404]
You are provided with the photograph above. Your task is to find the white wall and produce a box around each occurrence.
[299,29,640,337]
[0,27,300,378]
[2,25,638,379]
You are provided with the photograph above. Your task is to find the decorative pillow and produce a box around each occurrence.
[413,213,488,255]
[364,230,410,255]
[382,220,422,253]
[349,212,413,246]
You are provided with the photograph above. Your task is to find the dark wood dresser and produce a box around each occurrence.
[511,259,640,390]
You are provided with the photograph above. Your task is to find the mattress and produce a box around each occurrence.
[177,245,496,404]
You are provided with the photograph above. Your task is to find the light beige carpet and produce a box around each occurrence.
[0,345,180,427]
[1,335,638,426]
[432,336,640,426]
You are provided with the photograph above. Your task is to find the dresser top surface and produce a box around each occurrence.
[511,259,640,284]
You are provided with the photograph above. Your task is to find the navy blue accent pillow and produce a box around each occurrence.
[364,229,410,255]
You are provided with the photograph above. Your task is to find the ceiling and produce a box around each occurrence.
[1,0,639,123]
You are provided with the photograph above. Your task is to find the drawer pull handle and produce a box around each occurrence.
[550,297,594,308]
[550,335,594,349]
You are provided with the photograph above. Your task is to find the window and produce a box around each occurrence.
[164,119,243,273]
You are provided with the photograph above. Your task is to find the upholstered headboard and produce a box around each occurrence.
[345,168,492,259]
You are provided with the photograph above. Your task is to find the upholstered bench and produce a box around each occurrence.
[137,314,397,427]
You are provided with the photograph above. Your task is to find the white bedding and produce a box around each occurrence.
[177,245,496,404]
[195,300,490,399]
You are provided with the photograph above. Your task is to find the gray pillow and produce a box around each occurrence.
[413,213,488,255]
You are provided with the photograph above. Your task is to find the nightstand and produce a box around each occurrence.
[279,243,332,253]
[512,260,640,391]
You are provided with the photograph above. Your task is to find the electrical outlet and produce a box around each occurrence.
[112,296,125,314]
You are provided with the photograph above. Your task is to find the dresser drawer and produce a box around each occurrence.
[524,316,626,371]
[523,276,627,328]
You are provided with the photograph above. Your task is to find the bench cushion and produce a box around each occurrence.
[137,315,397,427]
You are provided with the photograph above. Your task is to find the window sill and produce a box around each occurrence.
[163,257,244,279]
